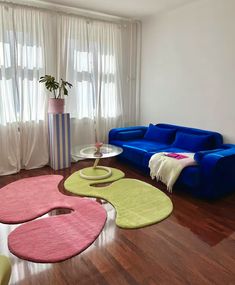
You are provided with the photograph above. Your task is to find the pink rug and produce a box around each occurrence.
[0,175,106,263]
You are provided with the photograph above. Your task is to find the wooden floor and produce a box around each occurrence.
[0,158,235,285]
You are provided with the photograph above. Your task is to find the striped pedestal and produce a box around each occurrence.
[48,113,71,170]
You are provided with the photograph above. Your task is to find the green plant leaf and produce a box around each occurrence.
[39,75,72,98]
[64,87,68,95]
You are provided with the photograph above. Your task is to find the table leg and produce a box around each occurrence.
[93,158,100,168]
[79,158,112,180]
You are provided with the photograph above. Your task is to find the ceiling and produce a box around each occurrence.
[37,0,197,18]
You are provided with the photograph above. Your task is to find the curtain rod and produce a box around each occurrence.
[0,0,135,23]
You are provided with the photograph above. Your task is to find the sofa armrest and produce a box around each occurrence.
[194,148,226,163]
[197,148,235,199]
[109,126,147,142]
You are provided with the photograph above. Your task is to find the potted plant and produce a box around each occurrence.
[39,75,73,114]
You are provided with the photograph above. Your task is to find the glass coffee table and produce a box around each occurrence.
[73,144,123,180]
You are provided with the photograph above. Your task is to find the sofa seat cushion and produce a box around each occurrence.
[110,139,170,167]
[142,147,192,169]
[143,152,200,189]
[120,145,146,165]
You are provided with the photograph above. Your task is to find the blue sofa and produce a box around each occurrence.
[109,123,235,199]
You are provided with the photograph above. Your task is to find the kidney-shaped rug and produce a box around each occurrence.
[64,168,173,229]
[0,175,106,263]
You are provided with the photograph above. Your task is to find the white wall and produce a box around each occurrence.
[140,0,235,142]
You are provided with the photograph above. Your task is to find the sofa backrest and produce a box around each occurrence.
[156,123,223,148]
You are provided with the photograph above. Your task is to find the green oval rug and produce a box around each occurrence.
[64,167,173,229]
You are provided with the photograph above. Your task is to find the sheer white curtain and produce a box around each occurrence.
[0,6,20,175]
[58,15,124,150]
[122,22,141,126]
[58,16,96,152]
[0,5,51,175]
[89,20,124,142]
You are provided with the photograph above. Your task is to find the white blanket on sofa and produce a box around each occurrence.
[149,152,196,193]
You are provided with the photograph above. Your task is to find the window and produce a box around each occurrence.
[0,32,44,124]
[70,48,120,119]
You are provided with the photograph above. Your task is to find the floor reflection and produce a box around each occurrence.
[171,195,235,246]
[0,220,52,285]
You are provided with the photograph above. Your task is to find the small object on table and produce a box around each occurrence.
[94,142,103,157]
